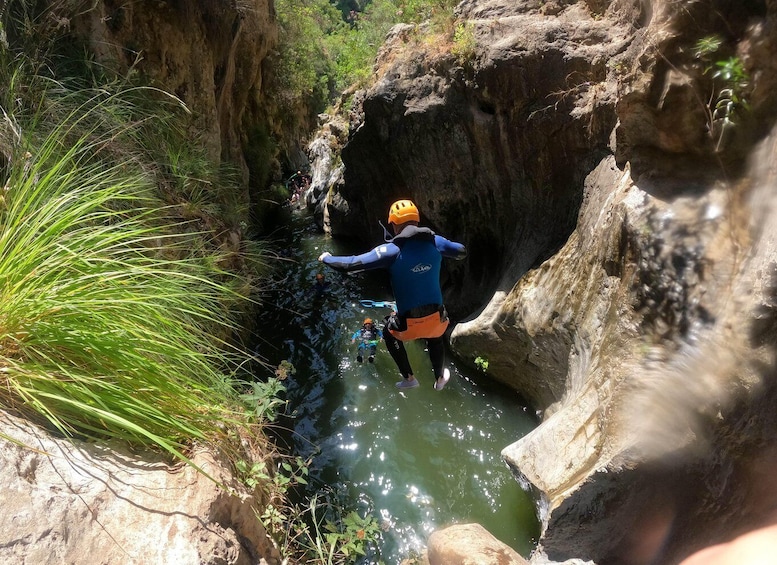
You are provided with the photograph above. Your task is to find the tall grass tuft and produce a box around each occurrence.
[0,81,258,460]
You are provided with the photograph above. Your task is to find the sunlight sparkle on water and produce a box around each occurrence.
[405,485,433,506]
[379,474,393,496]
[483,486,498,507]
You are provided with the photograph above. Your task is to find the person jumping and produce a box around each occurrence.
[319,199,466,391]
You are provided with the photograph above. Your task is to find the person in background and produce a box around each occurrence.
[318,199,466,391]
[312,272,330,300]
[351,318,381,363]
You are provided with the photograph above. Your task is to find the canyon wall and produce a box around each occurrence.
[1,2,282,563]
[70,0,277,181]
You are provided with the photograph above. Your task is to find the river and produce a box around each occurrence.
[252,210,540,563]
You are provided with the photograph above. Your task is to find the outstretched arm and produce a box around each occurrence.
[435,235,467,260]
[318,243,398,273]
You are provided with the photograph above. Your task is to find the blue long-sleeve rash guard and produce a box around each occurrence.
[322,225,466,316]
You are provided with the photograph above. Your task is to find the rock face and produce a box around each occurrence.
[69,0,277,192]
[327,0,777,563]
[0,411,280,565]
[304,112,349,229]
[332,1,640,318]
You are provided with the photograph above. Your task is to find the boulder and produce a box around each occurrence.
[427,523,530,565]
[0,411,280,565]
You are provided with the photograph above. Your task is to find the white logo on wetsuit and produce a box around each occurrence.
[412,263,432,273]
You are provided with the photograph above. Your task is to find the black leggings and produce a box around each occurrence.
[383,322,445,379]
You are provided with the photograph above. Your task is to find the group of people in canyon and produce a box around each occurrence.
[286,170,311,207]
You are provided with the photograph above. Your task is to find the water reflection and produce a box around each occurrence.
[253,212,540,561]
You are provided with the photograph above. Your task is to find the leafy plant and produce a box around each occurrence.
[295,493,381,564]
[236,454,309,492]
[692,34,723,60]
[262,480,383,565]
[324,509,381,561]
[236,459,272,489]
[475,355,490,372]
[253,455,315,551]
[712,56,748,86]
[240,377,287,421]
[451,22,476,64]
[275,359,297,380]
[693,35,751,151]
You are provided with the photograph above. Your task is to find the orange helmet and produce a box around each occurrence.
[388,199,420,225]
[364,318,372,325]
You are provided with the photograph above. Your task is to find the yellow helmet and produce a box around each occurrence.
[388,199,420,225]
[364,318,373,325]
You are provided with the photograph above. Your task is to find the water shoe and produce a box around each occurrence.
[396,377,419,389]
[434,368,451,391]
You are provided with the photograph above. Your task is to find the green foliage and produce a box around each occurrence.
[397,0,459,25]
[236,454,309,492]
[712,56,749,86]
[451,22,476,63]
[0,11,275,463]
[253,455,317,552]
[324,509,381,561]
[693,35,751,150]
[711,57,750,134]
[270,0,341,114]
[0,93,252,451]
[240,377,287,421]
[693,35,723,60]
[241,454,315,552]
[474,355,489,372]
[271,0,464,108]
[236,459,272,489]
[290,493,382,565]
[275,359,297,379]
[260,477,382,565]
[323,21,376,91]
